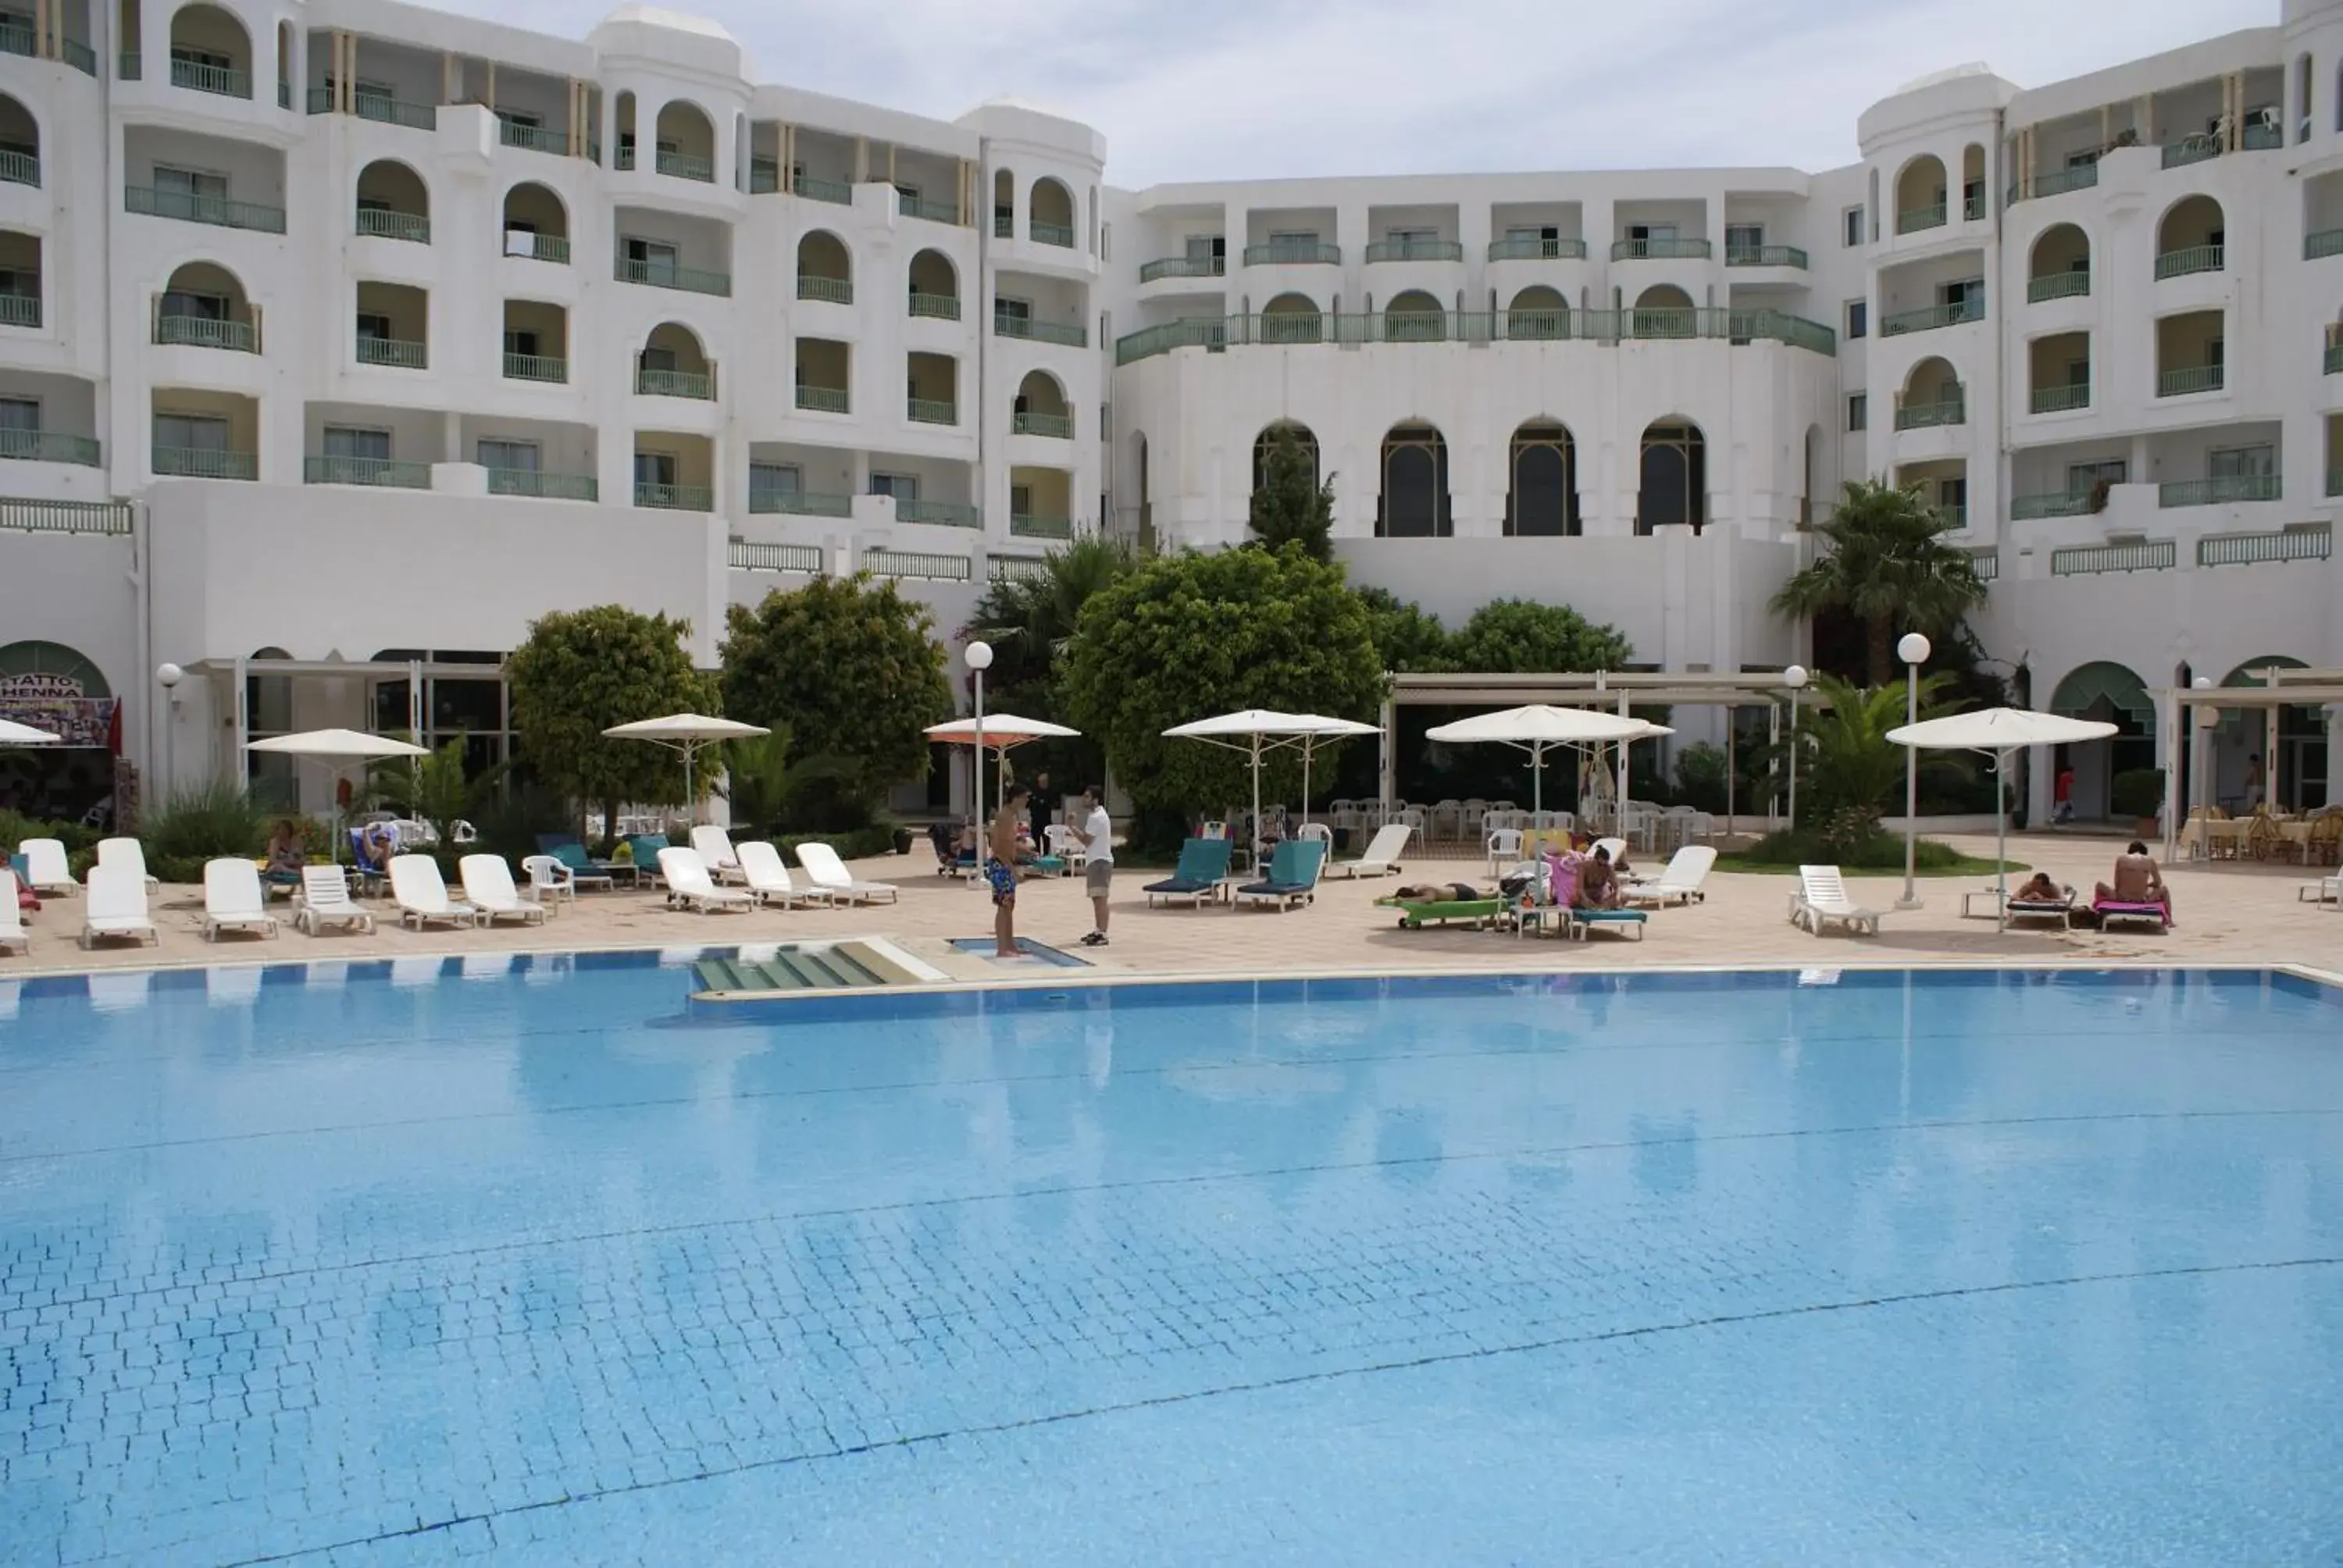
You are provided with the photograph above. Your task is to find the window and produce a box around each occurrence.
[496,108,542,131]
[1939,278,1984,317]
[2209,335,2226,367]
[476,439,537,472]
[1186,234,1225,263]
[323,426,390,460]
[155,165,228,202]
[0,397,39,433]
[169,44,231,71]
[2067,459,2126,492]
[2066,356,2090,387]
[2209,444,2276,479]
[1387,226,1435,244]
[1268,229,1319,246]
[870,472,918,501]
[2064,148,2100,169]
[1847,393,1867,431]
[355,312,391,340]
[1936,477,1967,515]
[622,236,678,275]
[639,344,676,372]
[1011,482,1033,515]
[161,289,227,321]
[633,451,676,487]
[1962,177,1985,216]
[748,461,799,504]
[0,266,30,299]
[153,412,228,452]
[504,328,540,358]
[1846,299,1867,339]
[1724,223,1763,258]
[993,295,1030,328]
[1843,205,1864,247]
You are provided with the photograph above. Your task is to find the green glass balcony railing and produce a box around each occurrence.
[2326,342,2343,375]
[117,49,137,79]
[633,482,712,511]
[637,366,712,399]
[355,208,430,243]
[908,291,961,320]
[2162,134,2222,169]
[503,351,566,383]
[2306,227,2343,261]
[1364,237,1463,263]
[2157,363,2224,397]
[1111,306,1839,364]
[2031,381,2091,413]
[1487,237,1588,261]
[1880,298,1983,335]
[355,336,427,369]
[488,468,596,501]
[305,454,429,488]
[993,315,1087,347]
[1139,256,1227,282]
[751,488,851,517]
[2025,163,2100,200]
[2153,244,2223,280]
[1892,396,1965,429]
[896,499,981,528]
[0,292,37,329]
[354,93,435,130]
[797,275,853,305]
[793,173,853,205]
[154,314,255,351]
[153,446,256,479]
[63,37,93,74]
[2199,525,2331,566]
[1724,244,1807,268]
[994,211,1013,239]
[1609,237,1710,260]
[0,17,31,56]
[656,148,714,182]
[897,194,959,224]
[2010,491,2095,520]
[906,397,958,425]
[0,148,37,187]
[2243,121,2282,150]
[1011,513,1074,540]
[1895,202,1947,234]
[1012,412,1072,438]
[614,258,731,296]
[1030,219,1077,248]
[795,385,849,414]
[2159,473,2279,508]
[169,56,249,98]
[1243,241,1339,265]
[730,540,826,574]
[0,429,99,465]
[505,232,569,264]
[498,117,564,154]
[2027,270,2090,302]
[2051,540,2177,576]
[125,184,286,233]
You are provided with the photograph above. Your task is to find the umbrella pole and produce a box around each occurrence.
[1996,747,2009,934]
[1251,737,1263,872]
[1532,740,1542,816]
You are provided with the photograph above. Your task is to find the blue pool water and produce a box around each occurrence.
[2,959,2341,1565]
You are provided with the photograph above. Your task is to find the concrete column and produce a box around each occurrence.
[2327,707,2342,806]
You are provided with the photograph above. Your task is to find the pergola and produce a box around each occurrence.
[2159,671,2343,862]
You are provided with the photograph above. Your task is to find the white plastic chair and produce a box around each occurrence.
[80,863,157,948]
[460,853,547,926]
[96,836,157,886]
[656,846,754,913]
[297,864,376,935]
[17,838,73,894]
[734,841,826,907]
[1790,864,1881,936]
[1297,821,1333,850]
[795,841,900,905]
[1622,845,1718,907]
[1328,822,1414,879]
[521,854,576,907]
[201,857,279,940]
[1485,827,1524,875]
[690,825,746,883]
[390,854,483,930]
[0,868,27,955]
[1199,820,1229,840]
[1043,823,1089,871]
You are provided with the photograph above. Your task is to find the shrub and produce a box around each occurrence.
[772,825,901,862]
[142,782,266,874]
[2110,768,2166,821]
[1671,743,1729,814]
[1736,826,1977,871]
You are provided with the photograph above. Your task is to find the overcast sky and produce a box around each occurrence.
[477,0,2279,186]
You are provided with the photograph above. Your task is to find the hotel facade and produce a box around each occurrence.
[1,0,2339,823]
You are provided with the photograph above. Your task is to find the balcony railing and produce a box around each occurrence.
[863,547,971,582]
[1724,244,1807,268]
[1111,306,1838,364]
[1243,241,1340,266]
[2031,382,2090,414]
[1010,513,1074,540]
[1503,308,1568,340]
[2012,163,2100,201]
[1030,219,1077,248]
[2153,244,2223,280]
[1964,192,1987,221]
[153,446,257,480]
[2027,270,2090,302]
[637,366,713,399]
[169,56,249,98]
[2156,363,2224,397]
[1488,237,1589,261]
[2159,473,2279,508]
[2307,228,2343,261]
[1012,412,1073,438]
[896,499,982,528]
[730,540,826,575]
[125,184,286,234]
[0,429,100,465]
[154,314,255,351]
[488,468,596,501]
[1364,237,1463,263]
[751,488,851,517]
[1139,255,1227,282]
[907,397,958,425]
[1880,298,1983,336]
[612,144,633,170]
[749,159,778,193]
[305,454,429,488]
[0,292,37,329]
[993,315,1088,347]
[655,149,714,182]
[1895,202,1947,234]
[2244,121,2283,150]
[498,117,564,154]
[2199,524,2331,566]
[1893,396,1965,430]
[1968,547,1999,581]
[908,291,961,320]
[633,482,712,511]
[2163,134,2224,169]
[793,173,853,205]
[797,275,853,305]
[994,211,1013,239]
[355,208,430,244]
[0,149,37,187]
[0,497,132,534]
[116,48,137,78]
[503,351,566,383]
[505,232,569,264]
[357,93,434,130]
[354,336,426,369]
[2327,341,2343,376]
[2010,491,2095,520]
[795,385,849,414]
[2050,540,2177,576]
[0,16,32,55]
[1610,237,1711,260]
[614,258,731,296]
[897,194,959,224]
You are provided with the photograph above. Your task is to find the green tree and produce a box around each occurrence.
[1446,597,1635,673]
[1060,547,1386,816]
[366,735,493,843]
[1246,426,1336,561]
[711,726,860,837]
[720,574,953,827]
[1356,586,1456,673]
[1772,479,1989,686]
[505,606,718,838]
[1796,672,1969,825]
[967,535,1137,706]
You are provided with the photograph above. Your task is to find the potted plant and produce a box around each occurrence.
[2110,768,2165,836]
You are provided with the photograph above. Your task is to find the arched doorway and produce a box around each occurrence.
[1378,422,1449,536]
[1506,421,1576,536]
[1252,420,1320,494]
[1636,419,1706,533]
[2049,660,2155,820]
[2218,656,2323,810]
[0,640,118,824]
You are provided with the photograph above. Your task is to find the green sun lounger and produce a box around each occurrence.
[1378,896,1507,929]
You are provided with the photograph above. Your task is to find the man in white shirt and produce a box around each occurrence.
[1072,782,1114,946]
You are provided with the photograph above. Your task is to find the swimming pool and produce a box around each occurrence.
[2,958,2339,1564]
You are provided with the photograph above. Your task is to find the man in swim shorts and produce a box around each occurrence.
[989,782,1030,957]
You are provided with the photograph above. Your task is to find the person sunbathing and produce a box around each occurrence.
[1393,881,1492,903]
[2095,842,2171,918]
[2012,871,2066,904]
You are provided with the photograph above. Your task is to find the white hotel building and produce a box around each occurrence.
[0,0,2339,822]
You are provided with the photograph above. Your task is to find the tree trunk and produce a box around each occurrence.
[1866,618,1894,689]
[599,797,619,854]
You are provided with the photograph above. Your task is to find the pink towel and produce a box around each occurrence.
[2092,896,2172,928]
[1546,850,1584,910]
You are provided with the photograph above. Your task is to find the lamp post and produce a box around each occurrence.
[2191,674,2215,856]
[965,640,993,826]
[1896,633,1931,908]
[155,662,183,809]
[1783,664,1808,832]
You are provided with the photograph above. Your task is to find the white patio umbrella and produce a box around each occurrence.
[1888,706,2117,931]
[245,728,433,863]
[925,713,1081,820]
[1424,705,1669,814]
[1282,714,1382,827]
[601,714,772,829]
[1163,709,1326,861]
[0,718,59,745]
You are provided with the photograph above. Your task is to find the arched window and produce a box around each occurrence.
[1029,177,1075,247]
[2156,194,2225,276]
[796,230,851,304]
[501,182,568,262]
[1251,421,1318,494]
[1506,285,1567,340]
[1383,289,1444,342]
[1960,144,1986,219]
[1012,370,1071,437]
[992,168,1014,238]
[1637,419,1706,534]
[1896,357,1964,428]
[1378,423,1450,537]
[2027,223,2090,300]
[0,94,39,188]
[637,323,712,397]
[1894,153,1949,233]
[1506,422,1576,536]
[158,261,256,351]
[908,249,958,317]
[1631,284,1694,339]
[614,91,637,167]
[167,4,252,98]
[652,101,715,181]
[1259,291,1323,345]
[354,159,429,243]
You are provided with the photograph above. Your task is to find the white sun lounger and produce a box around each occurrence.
[460,853,547,926]
[390,853,484,930]
[296,864,376,935]
[1623,845,1717,907]
[656,846,755,913]
[734,840,829,907]
[795,841,900,905]
[1327,822,1414,879]
[80,863,157,948]
[201,857,279,940]
[2298,874,2339,904]
[0,868,27,955]
[17,837,74,895]
[690,825,747,884]
[96,836,159,886]
[1789,864,1880,936]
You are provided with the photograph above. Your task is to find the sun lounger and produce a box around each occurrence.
[1789,864,1880,936]
[2006,884,2078,929]
[18,837,74,895]
[96,836,159,886]
[537,834,620,890]
[795,841,900,905]
[1622,845,1717,907]
[626,834,672,889]
[656,846,754,914]
[0,868,27,955]
[296,864,376,935]
[733,841,829,907]
[690,825,747,884]
[1328,823,1413,879]
[390,854,484,930]
[2092,896,2170,932]
[460,854,548,926]
[1234,841,1326,911]
[201,857,279,940]
[1146,837,1235,907]
[1561,907,1648,941]
[2298,875,2339,904]
[80,863,157,948]
[1378,893,1506,929]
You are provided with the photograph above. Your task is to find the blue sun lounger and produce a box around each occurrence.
[1145,836,1233,907]
[1234,839,1325,911]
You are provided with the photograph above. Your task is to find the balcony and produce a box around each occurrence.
[2010,491,2094,520]
[1893,396,1964,430]
[1011,513,1074,540]
[1139,256,1226,282]
[2030,382,2091,414]
[1364,237,1463,263]
[497,117,564,155]
[1895,203,1947,234]
[1242,241,1339,266]
[124,184,287,234]
[896,499,981,528]
[306,87,434,129]
[731,540,826,574]
[2027,271,2089,303]
[795,385,849,415]
[993,211,1012,239]
[0,149,36,187]
[614,258,731,297]
[0,292,37,329]
[2153,244,2223,280]
[655,149,714,183]
[2162,134,2222,169]
[2010,163,2100,203]
[2307,228,2343,261]
[1880,298,1982,336]
[2157,363,2224,397]
[1030,220,1077,248]
[355,337,426,369]
[907,397,958,426]
[0,497,130,534]
[750,488,851,517]
[1111,305,1839,364]
[993,315,1088,348]
[503,352,566,383]
[792,173,852,205]
[897,194,959,225]
[1964,192,1987,220]
[2199,524,2331,566]
[487,468,596,501]
[305,454,429,488]
[1012,412,1072,438]
[1610,237,1711,260]
[154,315,255,352]
[1488,237,1589,261]
[2052,540,2177,575]
[153,446,256,480]
[0,430,100,466]
[506,233,569,265]
[864,547,971,582]
[633,482,711,511]
[2159,473,2278,508]
[2327,341,2343,375]
[908,292,961,321]
[355,208,430,244]
[797,275,853,305]
[170,56,249,98]
[1724,244,1807,268]
[637,366,712,399]
[1968,547,1999,581]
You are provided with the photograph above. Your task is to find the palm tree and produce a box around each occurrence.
[1796,671,1970,821]
[1772,479,1988,686]
[967,535,1136,701]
